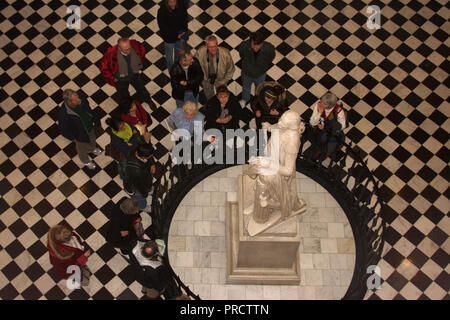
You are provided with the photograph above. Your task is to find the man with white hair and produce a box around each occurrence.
[309,92,346,158]
[169,100,205,145]
[195,35,235,100]
[100,37,152,109]
[58,89,102,169]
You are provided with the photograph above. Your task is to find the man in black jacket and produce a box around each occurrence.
[126,144,156,213]
[170,49,204,108]
[238,30,275,107]
[157,0,188,70]
[205,85,241,132]
[129,239,183,300]
[106,197,144,255]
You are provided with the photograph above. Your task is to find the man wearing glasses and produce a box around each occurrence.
[195,35,235,100]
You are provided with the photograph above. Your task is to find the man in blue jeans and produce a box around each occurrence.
[238,30,275,108]
[170,50,204,108]
[157,0,189,70]
[125,144,156,213]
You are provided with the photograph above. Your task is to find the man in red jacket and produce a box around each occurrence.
[100,38,152,109]
[47,225,92,287]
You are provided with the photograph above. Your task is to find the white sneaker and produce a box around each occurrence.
[84,161,96,170]
[92,148,103,156]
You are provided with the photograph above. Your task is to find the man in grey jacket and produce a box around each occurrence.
[238,31,275,107]
[195,35,235,100]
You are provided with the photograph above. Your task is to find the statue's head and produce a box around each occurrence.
[278,110,305,134]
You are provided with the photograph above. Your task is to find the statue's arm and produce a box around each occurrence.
[262,122,276,131]
[277,150,298,176]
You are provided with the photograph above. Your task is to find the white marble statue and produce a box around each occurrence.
[244,110,307,236]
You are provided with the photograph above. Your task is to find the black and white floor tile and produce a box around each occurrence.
[0,0,448,300]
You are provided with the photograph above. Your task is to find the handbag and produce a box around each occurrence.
[105,144,126,162]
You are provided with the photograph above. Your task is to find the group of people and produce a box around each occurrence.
[47,211,187,299]
[54,0,349,300]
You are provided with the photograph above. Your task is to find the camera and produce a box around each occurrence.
[209,74,216,84]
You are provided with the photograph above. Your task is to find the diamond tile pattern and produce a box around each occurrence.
[0,0,448,300]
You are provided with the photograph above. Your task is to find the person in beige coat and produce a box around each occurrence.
[194,35,235,100]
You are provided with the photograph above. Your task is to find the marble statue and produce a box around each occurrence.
[244,110,307,236]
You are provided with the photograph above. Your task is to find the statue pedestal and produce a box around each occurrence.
[225,175,303,285]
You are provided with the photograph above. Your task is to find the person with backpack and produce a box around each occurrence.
[105,197,145,256]
[309,92,347,159]
[128,239,185,300]
[119,144,156,213]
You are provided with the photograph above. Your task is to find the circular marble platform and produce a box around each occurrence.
[168,165,356,300]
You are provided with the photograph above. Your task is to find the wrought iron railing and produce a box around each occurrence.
[150,124,386,300]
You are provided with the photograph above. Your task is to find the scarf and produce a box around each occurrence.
[112,122,133,142]
[71,103,93,132]
[117,47,142,78]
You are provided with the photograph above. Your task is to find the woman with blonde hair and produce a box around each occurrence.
[47,225,92,286]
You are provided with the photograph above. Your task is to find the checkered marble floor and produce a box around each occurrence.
[0,0,448,300]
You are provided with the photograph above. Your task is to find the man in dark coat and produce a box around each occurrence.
[170,49,204,108]
[58,89,102,169]
[106,197,145,255]
[157,0,189,70]
[238,30,275,106]
[205,85,241,132]
[129,239,183,300]
[125,144,156,213]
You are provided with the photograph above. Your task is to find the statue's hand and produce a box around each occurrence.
[256,157,271,168]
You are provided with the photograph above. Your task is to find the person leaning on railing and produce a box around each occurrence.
[128,239,190,300]
[250,81,289,129]
[309,92,346,159]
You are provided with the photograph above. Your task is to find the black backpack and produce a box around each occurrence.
[117,158,141,184]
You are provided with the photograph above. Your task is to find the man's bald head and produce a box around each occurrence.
[118,38,131,55]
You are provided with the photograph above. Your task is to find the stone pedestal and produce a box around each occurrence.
[225,175,303,285]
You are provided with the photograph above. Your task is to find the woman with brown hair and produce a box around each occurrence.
[47,225,92,286]
[204,85,241,132]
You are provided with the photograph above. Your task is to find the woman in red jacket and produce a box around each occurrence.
[119,97,152,127]
[47,225,92,287]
